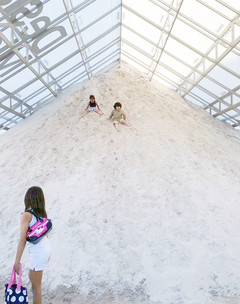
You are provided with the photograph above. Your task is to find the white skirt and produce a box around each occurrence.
[26,237,51,271]
[87,106,97,112]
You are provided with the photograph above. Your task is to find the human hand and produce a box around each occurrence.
[14,261,20,274]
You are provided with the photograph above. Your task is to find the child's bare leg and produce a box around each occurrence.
[95,110,103,115]
[120,119,131,127]
[113,121,120,132]
[81,111,89,118]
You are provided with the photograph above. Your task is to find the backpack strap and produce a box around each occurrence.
[26,209,43,222]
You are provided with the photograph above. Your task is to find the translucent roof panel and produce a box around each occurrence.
[120,0,240,128]
[0,0,240,132]
[0,0,121,130]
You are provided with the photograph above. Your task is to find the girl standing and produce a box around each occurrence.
[14,186,51,304]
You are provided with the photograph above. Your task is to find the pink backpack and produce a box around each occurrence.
[26,209,52,244]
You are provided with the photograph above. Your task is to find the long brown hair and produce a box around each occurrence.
[24,186,47,217]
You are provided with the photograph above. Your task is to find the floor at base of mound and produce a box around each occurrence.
[212,297,240,304]
[41,287,240,304]
[42,295,240,304]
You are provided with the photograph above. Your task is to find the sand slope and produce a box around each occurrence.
[0,64,240,304]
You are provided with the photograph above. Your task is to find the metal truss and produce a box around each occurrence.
[0,0,239,132]
[121,20,240,117]
[149,0,184,81]
[121,0,240,128]
[62,0,92,79]
[0,3,62,128]
[0,0,121,130]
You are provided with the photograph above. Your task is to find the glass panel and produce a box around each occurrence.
[0,91,6,98]
[164,37,201,67]
[58,68,87,85]
[198,78,227,97]
[188,87,216,104]
[122,43,152,66]
[89,46,119,68]
[51,53,85,78]
[122,7,161,44]
[28,90,51,106]
[73,0,121,29]
[40,37,80,69]
[0,52,25,80]
[220,51,240,76]
[81,13,120,45]
[171,19,214,53]
[91,55,119,75]
[121,53,149,74]
[1,68,36,92]
[208,66,240,89]
[21,0,66,29]
[61,73,88,89]
[160,53,193,78]
[155,64,183,85]
[85,33,120,57]
[122,26,156,56]
[185,94,208,107]
[196,0,240,18]
[125,0,169,28]
[152,73,177,90]
[17,80,44,99]
[180,0,231,35]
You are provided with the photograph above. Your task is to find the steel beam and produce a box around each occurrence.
[0,22,120,104]
[149,0,184,80]
[0,3,121,83]
[62,0,91,79]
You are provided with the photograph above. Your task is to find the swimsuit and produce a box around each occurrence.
[87,101,97,111]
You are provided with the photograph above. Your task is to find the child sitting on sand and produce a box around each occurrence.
[109,102,131,132]
[82,95,103,117]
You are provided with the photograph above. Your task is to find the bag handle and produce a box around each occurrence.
[27,209,43,222]
[7,264,22,291]
[8,266,16,288]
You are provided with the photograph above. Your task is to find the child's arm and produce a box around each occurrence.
[109,110,114,119]
[85,101,90,110]
[14,212,31,274]
[122,111,126,120]
[95,101,100,110]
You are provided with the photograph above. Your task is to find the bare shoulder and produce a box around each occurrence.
[20,211,32,223]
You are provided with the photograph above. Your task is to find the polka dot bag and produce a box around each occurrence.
[5,264,28,304]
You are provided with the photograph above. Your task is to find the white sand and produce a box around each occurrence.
[0,64,240,304]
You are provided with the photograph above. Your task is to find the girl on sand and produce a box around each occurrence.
[109,102,131,132]
[14,186,51,304]
[83,95,103,116]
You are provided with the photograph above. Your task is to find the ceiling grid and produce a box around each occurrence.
[0,0,239,133]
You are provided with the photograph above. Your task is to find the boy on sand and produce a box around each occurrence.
[109,102,131,132]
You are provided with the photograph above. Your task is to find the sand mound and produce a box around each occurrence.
[1,64,240,304]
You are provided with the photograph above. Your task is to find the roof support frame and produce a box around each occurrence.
[121,37,240,125]
[22,52,120,119]
[121,28,240,109]
[62,0,92,80]
[0,22,120,105]
[149,0,240,55]
[179,15,240,96]
[0,3,121,84]
[22,38,120,104]
[149,0,184,80]
[0,7,61,99]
